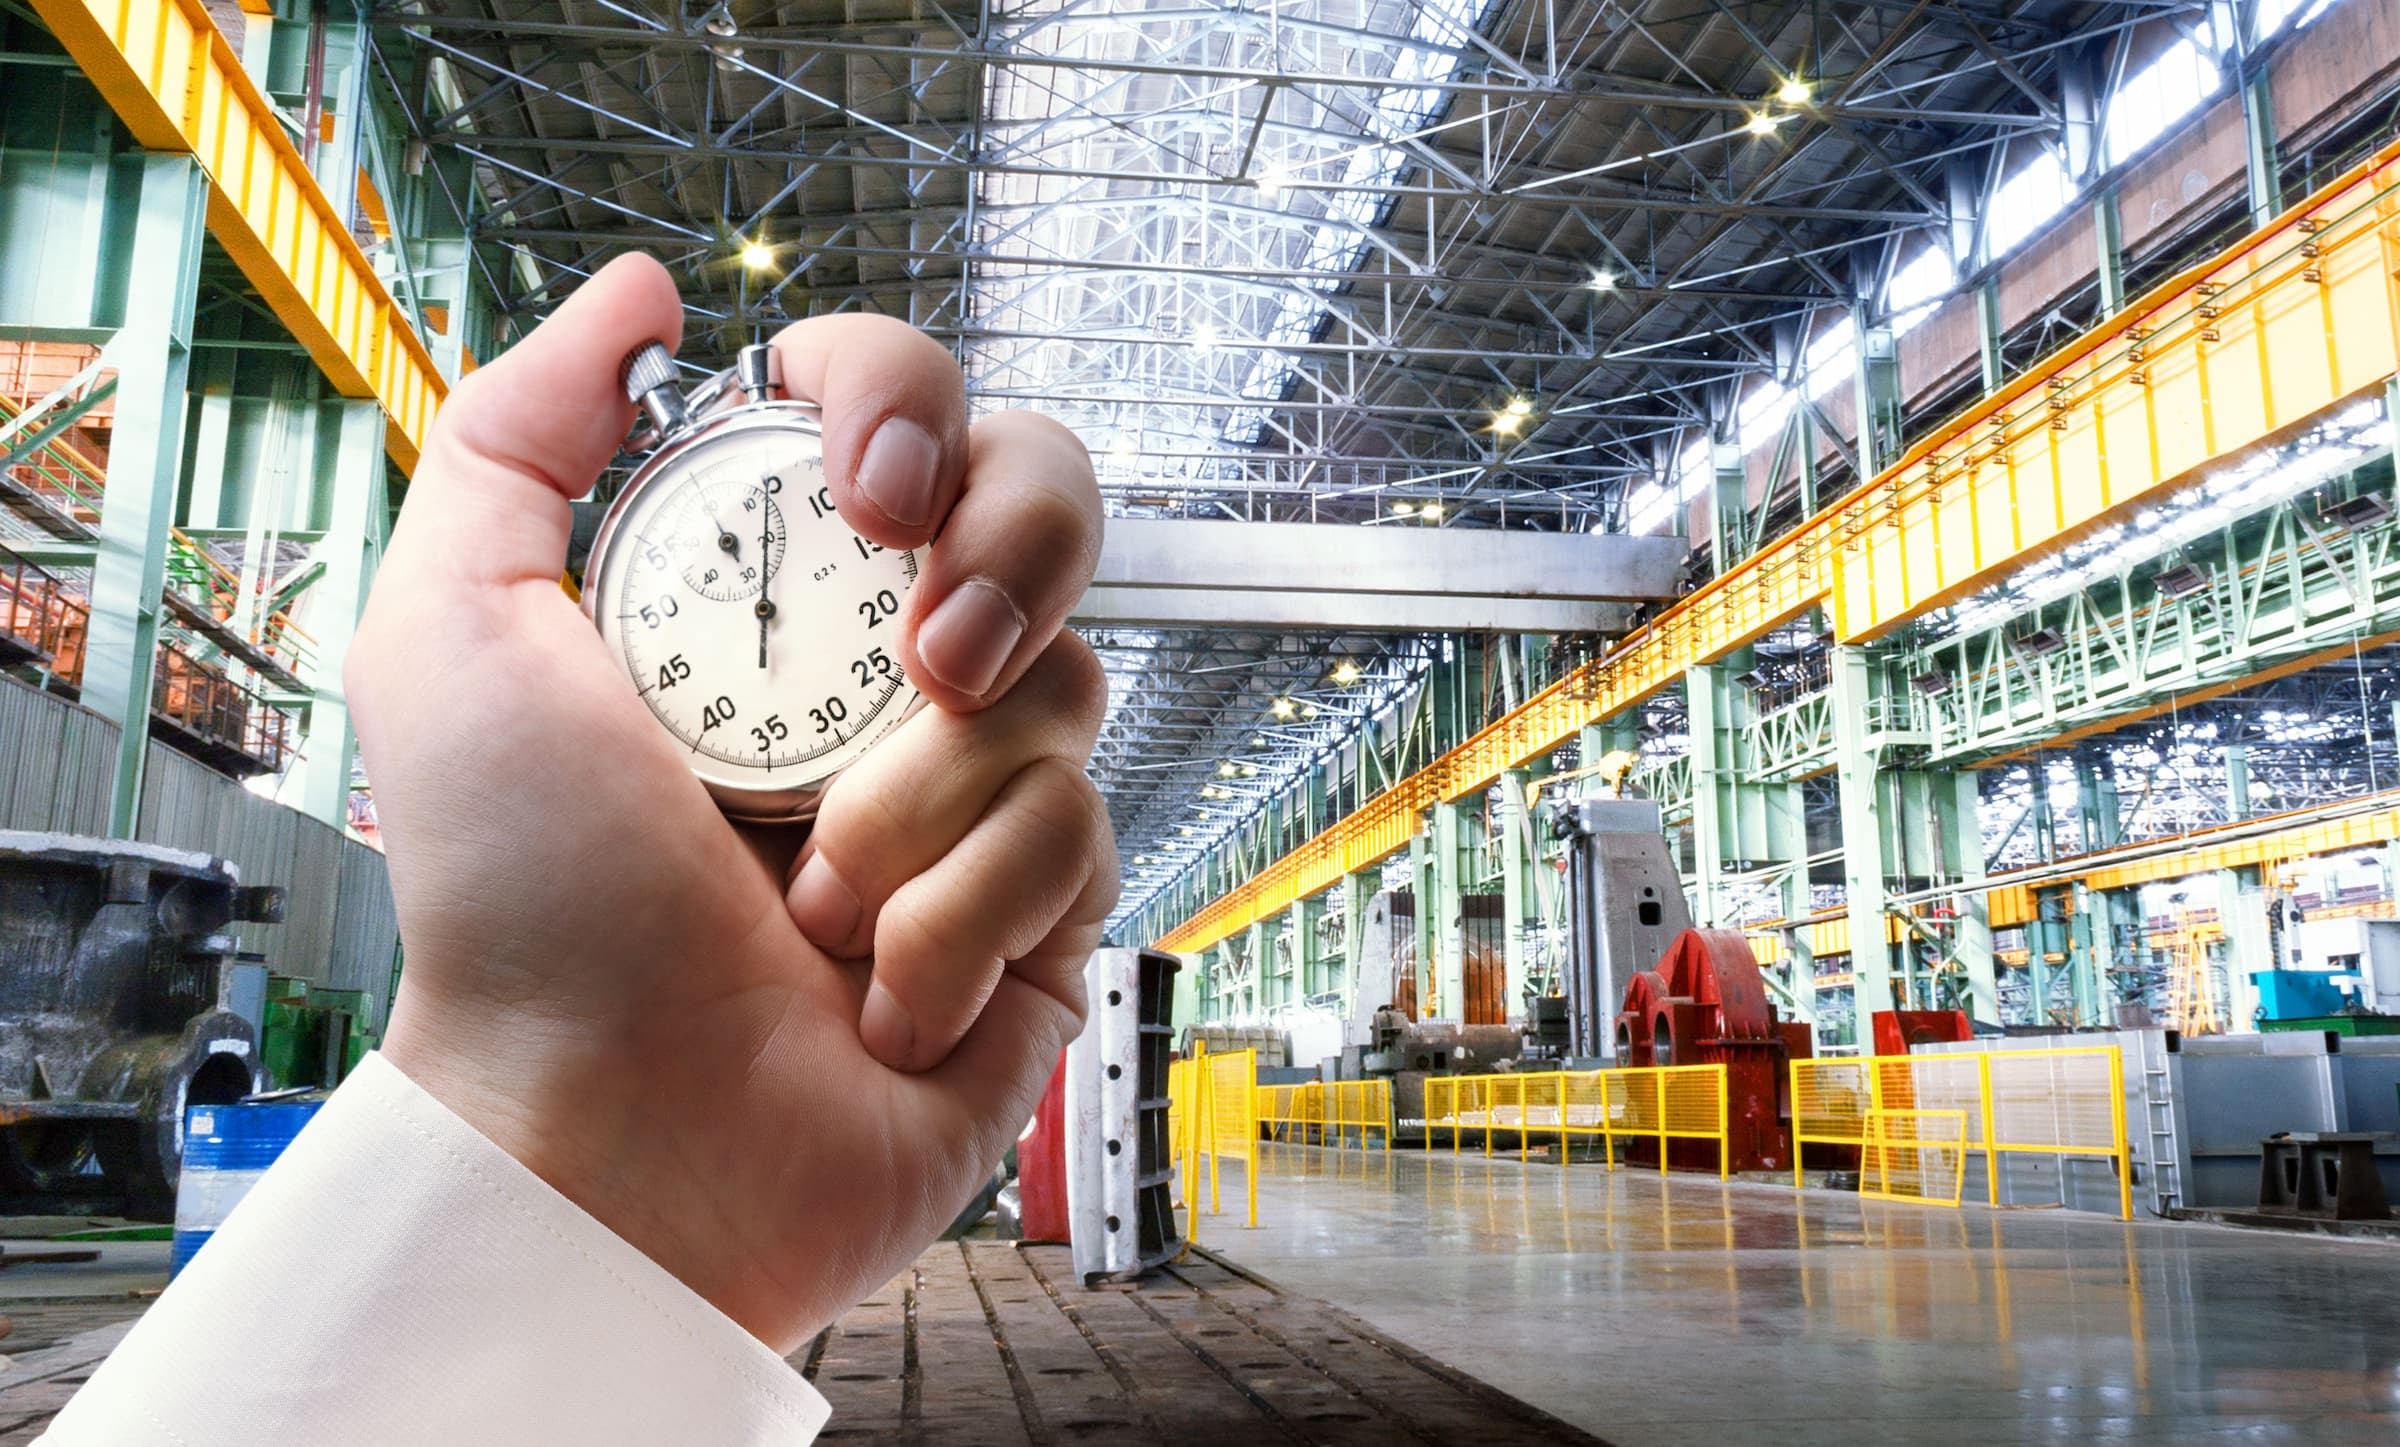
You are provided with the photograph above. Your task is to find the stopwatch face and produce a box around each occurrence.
[587,405,922,820]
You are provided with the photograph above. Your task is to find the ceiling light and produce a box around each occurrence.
[1192,324,1220,354]
[1240,764,1257,777]
[2324,492,2393,528]
[2015,625,2069,658]
[1179,827,1195,837]
[1218,761,1238,777]
[1392,501,1416,515]
[1250,735,1267,746]
[1909,669,1953,697]
[1492,412,1524,436]
[1776,78,1811,105]
[1420,502,1443,521]
[1300,702,1319,719]
[2153,561,2211,598]
[738,239,773,270]
[1746,113,1781,136]
[1332,661,1361,684]
[1109,439,1138,463]
[1271,697,1296,718]
[1254,167,1287,198]
[1589,269,1617,292]
[1133,855,1150,866]
[1503,396,1533,417]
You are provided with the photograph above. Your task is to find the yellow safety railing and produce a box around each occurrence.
[1257,1080,1394,1150]
[1861,1109,1969,1207]
[1421,1065,1729,1177]
[1168,1046,1262,1239]
[1789,1046,2132,1219]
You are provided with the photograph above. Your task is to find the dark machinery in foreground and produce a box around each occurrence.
[0,831,280,1212]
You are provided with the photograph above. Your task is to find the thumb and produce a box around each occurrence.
[399,253,685,590]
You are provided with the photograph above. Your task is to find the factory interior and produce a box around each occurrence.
[6,0,2400,1440]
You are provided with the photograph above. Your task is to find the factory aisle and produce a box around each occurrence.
[1204,1143,2400,1445]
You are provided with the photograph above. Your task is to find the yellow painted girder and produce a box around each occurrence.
[33,0,447,470]
[1159,137,2400,956]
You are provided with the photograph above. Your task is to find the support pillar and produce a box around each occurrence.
[1499,767,1537,1010]
[2226,744,2252,822]
[299,398,384,826]
[1939,771,2000,1023]
[1426,800,1469,1019]
[82,156,207,837]
[2094,189,2126,316]
[1976,278,2004,396]
[2239,66,2280,228]
[2217,866,2272,1031]
[1710,442,1746,574]
[1853,320,1903,479]
[1828,645,1896,1020]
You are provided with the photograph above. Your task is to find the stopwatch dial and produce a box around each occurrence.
[593,417,923,800]
[669,479,787,603]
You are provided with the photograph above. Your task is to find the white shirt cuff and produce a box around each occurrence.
[38,1052,828,1446]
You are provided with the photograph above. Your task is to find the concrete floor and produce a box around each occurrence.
[1204,1142,2400,1445]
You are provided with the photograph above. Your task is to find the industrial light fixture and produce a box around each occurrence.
[1218,761,1238,777]
[1745,112,1782,136]
[1775,77,1811,105]
[1254,166,1288,198]
[1179,826,1195,837]
[1271,696,1296,718]
[1493,395,1534,435]
[1240,763,1258,777]
[1419,502,1443,521]
[1331,660,1360,684]
[1132,855,1150,866]
[2015,625,2069,658]
[1192,323,1221,355]
[1909,668,1953,696]
[1391,501,1416,515]
[1108,439,1138,464]
[1733,668,1766,690]
[2152,560,2211,598]
[1300,702,1320,719]
[738,238,773,270]
[1588,269,1617,292]
[703,6,742,69]
[1250,735,1267,746]
[2323,491,2394,528]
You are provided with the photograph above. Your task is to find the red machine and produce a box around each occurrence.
[1615,929,1812,1173]
[1871,1008,1974,1055]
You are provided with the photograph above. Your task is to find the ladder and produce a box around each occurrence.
[2132,1029,2181,1214]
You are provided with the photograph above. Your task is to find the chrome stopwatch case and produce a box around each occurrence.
[582,341,922,823]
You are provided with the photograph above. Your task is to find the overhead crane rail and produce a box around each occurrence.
[31,0,448,468]
[1158,136,2400,957]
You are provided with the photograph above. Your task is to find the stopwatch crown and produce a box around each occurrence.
[620,342,680,403]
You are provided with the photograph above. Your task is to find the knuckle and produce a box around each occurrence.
[1032,635,1108,734]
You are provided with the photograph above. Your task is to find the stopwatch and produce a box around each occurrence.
[582,340,922,823]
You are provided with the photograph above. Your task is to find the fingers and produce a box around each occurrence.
[899,412,1103,708]
[787,638,1106,958]
[400,253,684,590]
[859,758,1119,1071]
[769,314,970,548]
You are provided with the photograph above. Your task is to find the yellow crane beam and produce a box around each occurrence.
[33,0,447,470]
[1158,136,2400,956]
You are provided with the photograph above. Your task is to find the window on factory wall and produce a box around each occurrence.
[2104,35,2222,169]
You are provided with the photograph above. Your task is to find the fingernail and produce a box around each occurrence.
[855,417,940,527]
[860,980,915,1066]
[787,854,862,951]
[918,579,1024,698]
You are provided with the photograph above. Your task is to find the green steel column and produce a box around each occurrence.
[1288,896,1318,1004]
[1939,771,2001,1023]
[1710,442,1746,574]
[1684,666,1730,926]
[2239,66,2280,228]
[1246,918,1273,1014]
[1827,646,1896,1018]
[2094,189,2126,316]
[1499,767,1536,1010]
[1976,278,2005,396]
[1853,319,1903,478]
[2216,866,2271,1031]
[1769,767,1815,1029]
[2066,883,2105,1026]
[1428,800,1469,1020]
[2226,743,2252,822]
[1407,827,1435,1011]
[299,398,385,826]
[82,156,208,837]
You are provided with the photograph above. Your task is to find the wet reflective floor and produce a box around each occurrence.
[1203,1143,2400,1445]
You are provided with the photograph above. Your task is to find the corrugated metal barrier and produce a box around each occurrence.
[1422,1065,1730,1177]
[0,675,400,1024]
[1790,1046,2132,1219]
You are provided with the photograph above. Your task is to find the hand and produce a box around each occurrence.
[346,254,1116,1350]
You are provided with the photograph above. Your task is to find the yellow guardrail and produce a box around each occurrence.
[1168,1046,1261,1237]
[1422,1065,1729,1178]
[1861,1109,1969,1207]
[1257,1080,1394,1150]
[1790,1046,2132,1219]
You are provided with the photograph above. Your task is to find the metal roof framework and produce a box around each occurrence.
[365,0,2220,926]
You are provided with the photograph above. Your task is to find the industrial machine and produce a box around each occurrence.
[0,831,280,1213]
[1614,928,1814,1173]
[1551,798,1693,1061]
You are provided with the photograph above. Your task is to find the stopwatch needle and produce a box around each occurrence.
[754,506,776,670]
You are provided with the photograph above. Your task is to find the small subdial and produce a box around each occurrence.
[671,480,787,603]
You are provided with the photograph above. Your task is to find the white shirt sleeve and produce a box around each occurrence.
[36,1052,829,1446]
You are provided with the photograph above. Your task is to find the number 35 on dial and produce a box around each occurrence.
[585,406,922,823]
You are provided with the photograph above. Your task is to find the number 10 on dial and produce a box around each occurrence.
[585,341,923,823]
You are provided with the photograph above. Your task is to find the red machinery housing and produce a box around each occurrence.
[1615,929,1812,1173]
[1871,1009,1974,1055]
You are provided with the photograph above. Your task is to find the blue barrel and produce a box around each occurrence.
[173,1099,323,1278]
